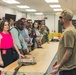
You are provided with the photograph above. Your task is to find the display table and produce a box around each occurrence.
[2,42,59,75]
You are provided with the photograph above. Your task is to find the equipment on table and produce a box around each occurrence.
[13,57,36,75]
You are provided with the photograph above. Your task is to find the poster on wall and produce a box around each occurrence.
[5,13,16,21]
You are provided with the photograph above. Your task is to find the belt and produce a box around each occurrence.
[0,48,12,50]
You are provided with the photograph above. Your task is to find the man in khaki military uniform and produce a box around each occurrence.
[51,9,76,75]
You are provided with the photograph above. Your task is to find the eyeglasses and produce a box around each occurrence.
[59,16,63,18]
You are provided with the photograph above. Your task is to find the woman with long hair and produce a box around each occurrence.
[0,20,24,68]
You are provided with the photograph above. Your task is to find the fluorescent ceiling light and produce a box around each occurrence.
[2,0,20,4]
[35,13,43,15]
[53,9,62,11]
[26,9,36,12]
[50,5,61,8]
[17,5,30,8]
[45,0,58,3]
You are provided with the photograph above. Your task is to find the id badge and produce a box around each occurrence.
[2,50,6,55]
[33,32,36,35]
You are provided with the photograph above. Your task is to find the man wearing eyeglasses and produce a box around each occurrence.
[51,9,76,75]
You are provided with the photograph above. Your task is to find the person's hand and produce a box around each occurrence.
[52,60,57,68]
[50,64,60,75]
[47,41,50,44]
[30,43,33,46]
[19,53,25,58]
[35,37,40,41]
[50,68,58,75]
[28,43,33,46]
[0,59,4,66]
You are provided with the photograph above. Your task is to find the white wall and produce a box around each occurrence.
[27,13,59,32]
[45,14,55,32]
[0,5,26,20]
[1,5,76,32]
[73,15,76,19]
[27,13,76,32]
